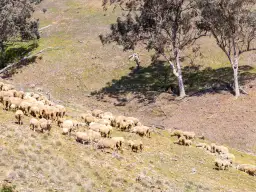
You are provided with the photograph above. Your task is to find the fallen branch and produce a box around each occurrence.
[39,24,52,31]
[240,87,249,95]
[0,47,64,74]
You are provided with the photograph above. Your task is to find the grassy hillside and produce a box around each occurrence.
[0,107,256,192]
[0,1,256,191]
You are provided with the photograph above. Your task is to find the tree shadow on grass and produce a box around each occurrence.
[91,60,256,103]
[0,41,38,78]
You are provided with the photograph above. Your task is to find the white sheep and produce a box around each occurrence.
[76,132,90,144]
[170,130,184,138]
[215,158,231,170]
[62,120,74,135]
[127,140,143,152]
[92,109,103,117]
[40,119,52,133]
[111,137,125,149]
[131,126,151,137]
[15,110,24,125]
[183,131,195,140]
[97,138,118,151]
[30,118,39,132]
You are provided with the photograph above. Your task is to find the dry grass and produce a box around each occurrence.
[0,103,256,192]
[1,0,256,191]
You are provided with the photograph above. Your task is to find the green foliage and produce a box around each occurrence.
[0,0,42,52]
[0,184,16,192]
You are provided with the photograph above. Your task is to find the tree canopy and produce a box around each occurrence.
[0,0,41,51]
[198,0,256,97]
[101,0,206,97]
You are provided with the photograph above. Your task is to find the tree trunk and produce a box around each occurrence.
[232,55,240,98]
[175,49,186,98]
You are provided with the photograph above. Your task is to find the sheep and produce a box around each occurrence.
[76,132,90,144]
[89,122,103,132]
[211,143,217,153]
[92,109,103,117]
[62,120,74,135]
[99,125,112,138]
[100,111,114,121]
[246,166,256,176]
[183,131,195,140]
[30,118,39,132]
[184,139,192,146]
[204,144,211,151]
[19,101,31,116]
[0,82,4,90]
[30,106,40,118]
[174,135,186,145]
[2,84,14,91]
[111,137,125,149]
[215,158,231,170]
[81,111,92,119]
[57,118,64,127]
[15,91,24,99]
[196,143,207,148]
[97,118,111,126]
[15,110,24,125]
[131,126,151,138]
[97,138,118,151]
[219,153,235,164]
[126,117,140,126]
[170,130,183,138]
[40,119,52,133]
[119,119,135,131]
[127,140,143,152]
[55,105,66,118]
[10,104,17,112]
[83,114,96,125]
[72,120,80,129]
[8,97,22,110]
[87,130,101,142]
[113,115,126,128]
[237,164,256,176]
[215,145,229,154]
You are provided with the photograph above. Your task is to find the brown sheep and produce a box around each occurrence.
[237,164,256,176]
[15,110,24,125]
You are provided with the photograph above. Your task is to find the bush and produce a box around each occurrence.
[0,183,16,192]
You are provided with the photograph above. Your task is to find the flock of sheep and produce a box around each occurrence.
[0,81,255,176]
[0,81,149,153]
[171,130,256,176]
